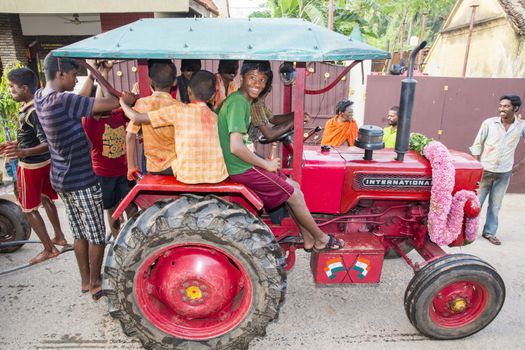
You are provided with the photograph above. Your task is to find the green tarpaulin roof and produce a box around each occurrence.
[53,18,389,61]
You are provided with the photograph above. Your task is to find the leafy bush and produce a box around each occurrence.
[409,132,433,155]
[0,62,24,143]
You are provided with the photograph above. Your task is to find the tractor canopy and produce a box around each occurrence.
[52,18,389,61]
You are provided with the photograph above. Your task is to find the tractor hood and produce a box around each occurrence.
[301,146,483,214]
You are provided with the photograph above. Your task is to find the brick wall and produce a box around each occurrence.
[0,14,28,71]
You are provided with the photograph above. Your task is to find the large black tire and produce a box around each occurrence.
[404,254,505,339]
[0,198,31,253]
[103,195,287,350]
[384,239,414,259]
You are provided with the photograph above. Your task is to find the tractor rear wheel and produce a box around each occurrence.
[0,199,31,253]
[404,254,505,339]
[104,195,287,350]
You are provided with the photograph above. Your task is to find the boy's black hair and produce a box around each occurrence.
[148,59,177,90]
[500,95,522,110]
[389,106,399,114]
[7,67,39,93]
[189,70,216,102]
[180,59,202,72]
[43,51,80,81]
[335,100,354,115]
[218,60,239,74]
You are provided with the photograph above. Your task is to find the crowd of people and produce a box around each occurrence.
[2,53,522,302]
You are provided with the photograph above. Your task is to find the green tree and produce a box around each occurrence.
[250,0,456,50]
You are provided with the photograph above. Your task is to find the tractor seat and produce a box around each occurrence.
[134,174,264,211]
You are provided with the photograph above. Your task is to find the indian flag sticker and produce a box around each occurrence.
[324,257,346,280]
[351,257,371,280]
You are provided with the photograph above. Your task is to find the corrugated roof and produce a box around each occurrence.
[53,18,389,61]
[499,0,525,34]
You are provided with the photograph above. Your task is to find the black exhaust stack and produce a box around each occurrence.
[395,41,427,161]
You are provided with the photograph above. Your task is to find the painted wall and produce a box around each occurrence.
[0,0,188,14]
[424,0,525,78]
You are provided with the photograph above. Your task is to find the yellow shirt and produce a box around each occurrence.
[383,126,397,148]
[127,92,179,173]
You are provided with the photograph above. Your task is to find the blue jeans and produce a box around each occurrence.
[477,170,512,237]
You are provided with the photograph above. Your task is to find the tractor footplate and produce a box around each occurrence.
[310,232,385,284]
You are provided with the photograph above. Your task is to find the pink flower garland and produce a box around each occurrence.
[423,141,480,245]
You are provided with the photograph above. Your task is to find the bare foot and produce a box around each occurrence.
[29,249,60,265]
[51,237,69,246]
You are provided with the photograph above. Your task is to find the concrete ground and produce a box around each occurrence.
[0,186,524,350]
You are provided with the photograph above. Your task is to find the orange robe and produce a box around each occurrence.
[321,116,358,147]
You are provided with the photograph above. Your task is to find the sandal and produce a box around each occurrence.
[313,234,345,252]
[92,290,106,301]
[482,234,501,245]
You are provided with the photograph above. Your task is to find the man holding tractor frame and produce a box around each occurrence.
[470,94,524,245]
[217,60,344,252]
[34,53,135,300]
[1,67,69,264]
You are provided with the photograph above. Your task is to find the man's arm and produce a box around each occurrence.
[3,142,48,159]
[126,132,141,180]
[257,121,293,142]
[119,98,150,124]
[469,121,488,161]
[268,112,293,125]
[230,132,280,172]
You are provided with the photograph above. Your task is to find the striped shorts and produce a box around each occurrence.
[58,184,106,245]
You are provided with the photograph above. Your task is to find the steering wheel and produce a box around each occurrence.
[258,129,294,144]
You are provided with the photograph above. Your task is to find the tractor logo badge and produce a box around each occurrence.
[362,177,432,187]
[324,257,346,280]
[351,257,371,280]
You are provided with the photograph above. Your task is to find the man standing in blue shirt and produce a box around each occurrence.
[470,95,524,245]
[35,53,133,299]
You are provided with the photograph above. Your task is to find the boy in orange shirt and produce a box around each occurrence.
[126,60,179,179]
[121,70,227,184]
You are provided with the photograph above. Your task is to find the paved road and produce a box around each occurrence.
[1,190,524,350]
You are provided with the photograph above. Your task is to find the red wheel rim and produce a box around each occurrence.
[134,243,253,340]
[430,280,488,328]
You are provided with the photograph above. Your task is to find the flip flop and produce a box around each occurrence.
[60,244,74,253]
[482,234,501,245]
[92,290,106,301]
[81,289,89,294]
[313,234,345,253]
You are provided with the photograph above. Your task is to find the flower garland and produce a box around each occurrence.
[419,140,480,245]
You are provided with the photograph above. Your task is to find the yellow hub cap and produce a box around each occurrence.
[450,298,467,312]
[186,286,202,300]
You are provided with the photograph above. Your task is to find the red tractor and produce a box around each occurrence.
[55,18,504,349]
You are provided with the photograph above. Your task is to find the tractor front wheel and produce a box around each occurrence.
[404,254,505,339]
[104,195,286,350]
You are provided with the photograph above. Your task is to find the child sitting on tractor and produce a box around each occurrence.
[120,70,228,184]
[321,99,358,147]
[126,60,179,179]
[216,60,344,252]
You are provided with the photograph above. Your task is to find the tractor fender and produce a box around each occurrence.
[112,174,264,219]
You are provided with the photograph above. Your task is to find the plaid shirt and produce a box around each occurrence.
[127,92,178,173]
[248,99,272,142]
[148,101,228,184]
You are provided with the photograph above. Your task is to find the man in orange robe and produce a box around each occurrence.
[321,100,358,147]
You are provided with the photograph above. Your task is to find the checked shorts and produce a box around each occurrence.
[58,184,106,245]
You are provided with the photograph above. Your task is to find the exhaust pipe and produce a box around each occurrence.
[395,41,427,161]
